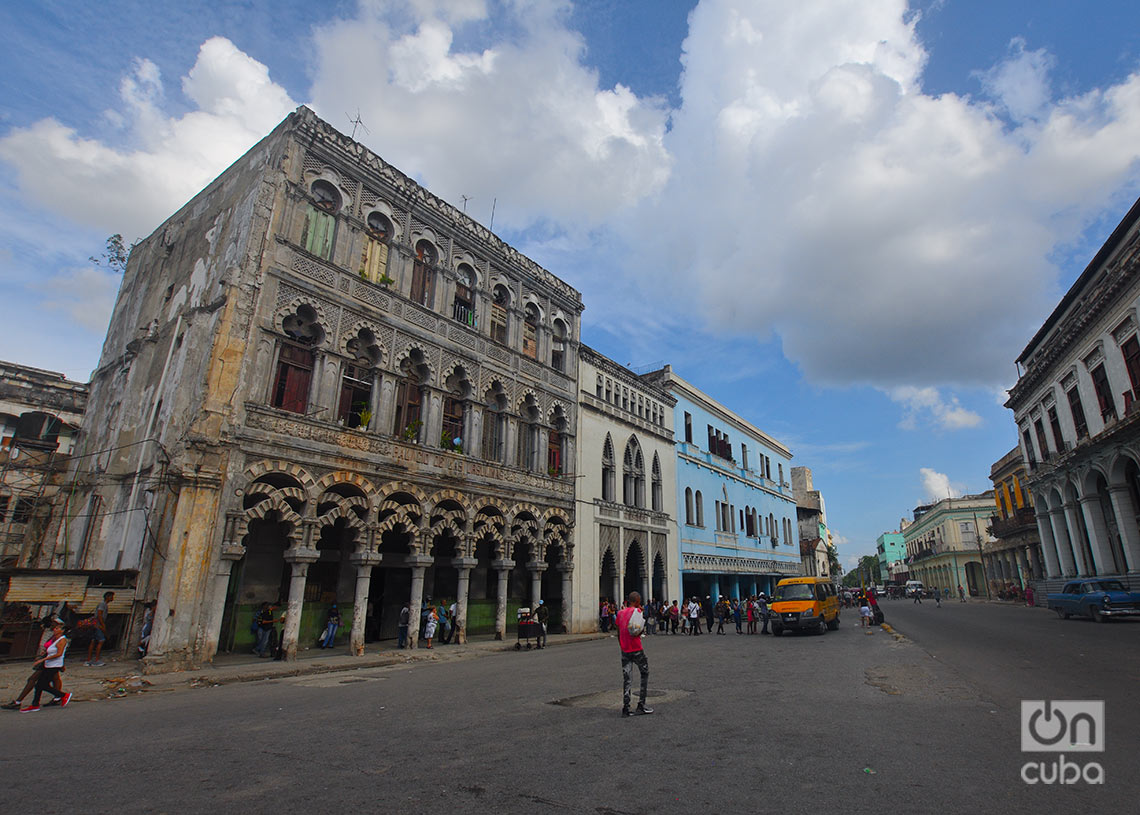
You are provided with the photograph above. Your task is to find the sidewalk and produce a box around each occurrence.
[0,631,609,706]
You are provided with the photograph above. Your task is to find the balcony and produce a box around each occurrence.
[989,508,1037,539]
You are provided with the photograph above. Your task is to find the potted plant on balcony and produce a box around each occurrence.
[402,419,423,442]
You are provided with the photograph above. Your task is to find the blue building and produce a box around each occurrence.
[643,366,801,601]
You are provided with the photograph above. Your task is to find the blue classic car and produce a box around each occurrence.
[1047,580,1140,622]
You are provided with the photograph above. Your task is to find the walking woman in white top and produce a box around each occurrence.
[22,618,72,712]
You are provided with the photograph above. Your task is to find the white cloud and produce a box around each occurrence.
[919,467,965,502]
[975,37,1054,123]
[306,1,671,230]
[887,385,983,430]
[628,0,1140,388]
[0,37,297,242]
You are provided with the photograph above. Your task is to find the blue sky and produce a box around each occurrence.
[3,0,1140,570]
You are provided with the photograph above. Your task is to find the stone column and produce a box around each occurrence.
[453,556,477,644]
[203,539,246,662]
[1078,496,1115,576]
[1034,511,1061,577]
[1106,485,1140,573]
[282,544,320,661]
[405,554,433,649]
[1053,503,1080,574]
[493,558,515,640]
[527,560,548,607]
[558,562,574,634]
[349,549,382,655]
[1047,508,1076,576]
[612,573,621,608]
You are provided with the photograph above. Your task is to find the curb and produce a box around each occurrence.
[51,631,612,703]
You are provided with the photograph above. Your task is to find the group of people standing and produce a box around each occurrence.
[603,595,774,637]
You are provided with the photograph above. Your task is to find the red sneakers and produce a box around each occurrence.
[19,705,40,713]
[60,692,73,708]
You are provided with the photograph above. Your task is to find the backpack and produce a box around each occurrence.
[627,609,645,637]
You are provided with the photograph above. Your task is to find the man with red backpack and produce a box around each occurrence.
[617,592,653,718]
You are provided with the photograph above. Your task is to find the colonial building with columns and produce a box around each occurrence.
[1006,194,1140,583]
[985,447,1045,592]
[573,346,678,624]
[40,107,582,671]
[902,495,990,597]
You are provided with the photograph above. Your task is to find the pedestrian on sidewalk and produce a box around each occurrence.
[934,591,942,608]
[859,598,872,628]
[137,600,156,659]
[84,590,114,666]
[3,616,60,710]
[688,597,701,635]
[913,589,922,605]
[21,618,72,712]
[958,584,966,602]
[669,600,680,634]
[423,605,438,649]
[319,605,341,648]
[758,593,771,634]
[705,596,714,633]
[253,602,276,657]
[617,592,652,717]
[715,597,727,635]
[534,600,549,648]
[732,599,743,634]
[398,603,410,648]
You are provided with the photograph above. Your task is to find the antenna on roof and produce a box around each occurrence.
[461,195,471,214]
[346,110,369,141]
[489,197,497,232]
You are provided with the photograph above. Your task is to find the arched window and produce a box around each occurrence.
[602,434,616,502]
[596,374,603,398]
[337,327,381,429]
[516,394,539,471]
[490,284,510,344]
[360,211,393,284]
[272,305,325,414]
[453,263,476,326]
[523,303,540,360]
[393,349,430,441]
[695,491,704,526]
[411,240,437,307]
[551,319,568,372]
[301,180,341,261]
[547,406,567,476]
[481,381,508,463]
[623,437,645,508]
[684,487,694,525]
[441,367,471,452]
[651,454,662,512]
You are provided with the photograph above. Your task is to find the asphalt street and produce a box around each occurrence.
[1,604,1136,813]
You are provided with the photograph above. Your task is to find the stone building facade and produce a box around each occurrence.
[642,366,801,599]
[792,466,831,577]
[985,447,1045,591]
[44,107,582,670]
[1006,195,1140,582]
[903,495,991,596]
[573,346,677,622]
[0,361,87,568]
